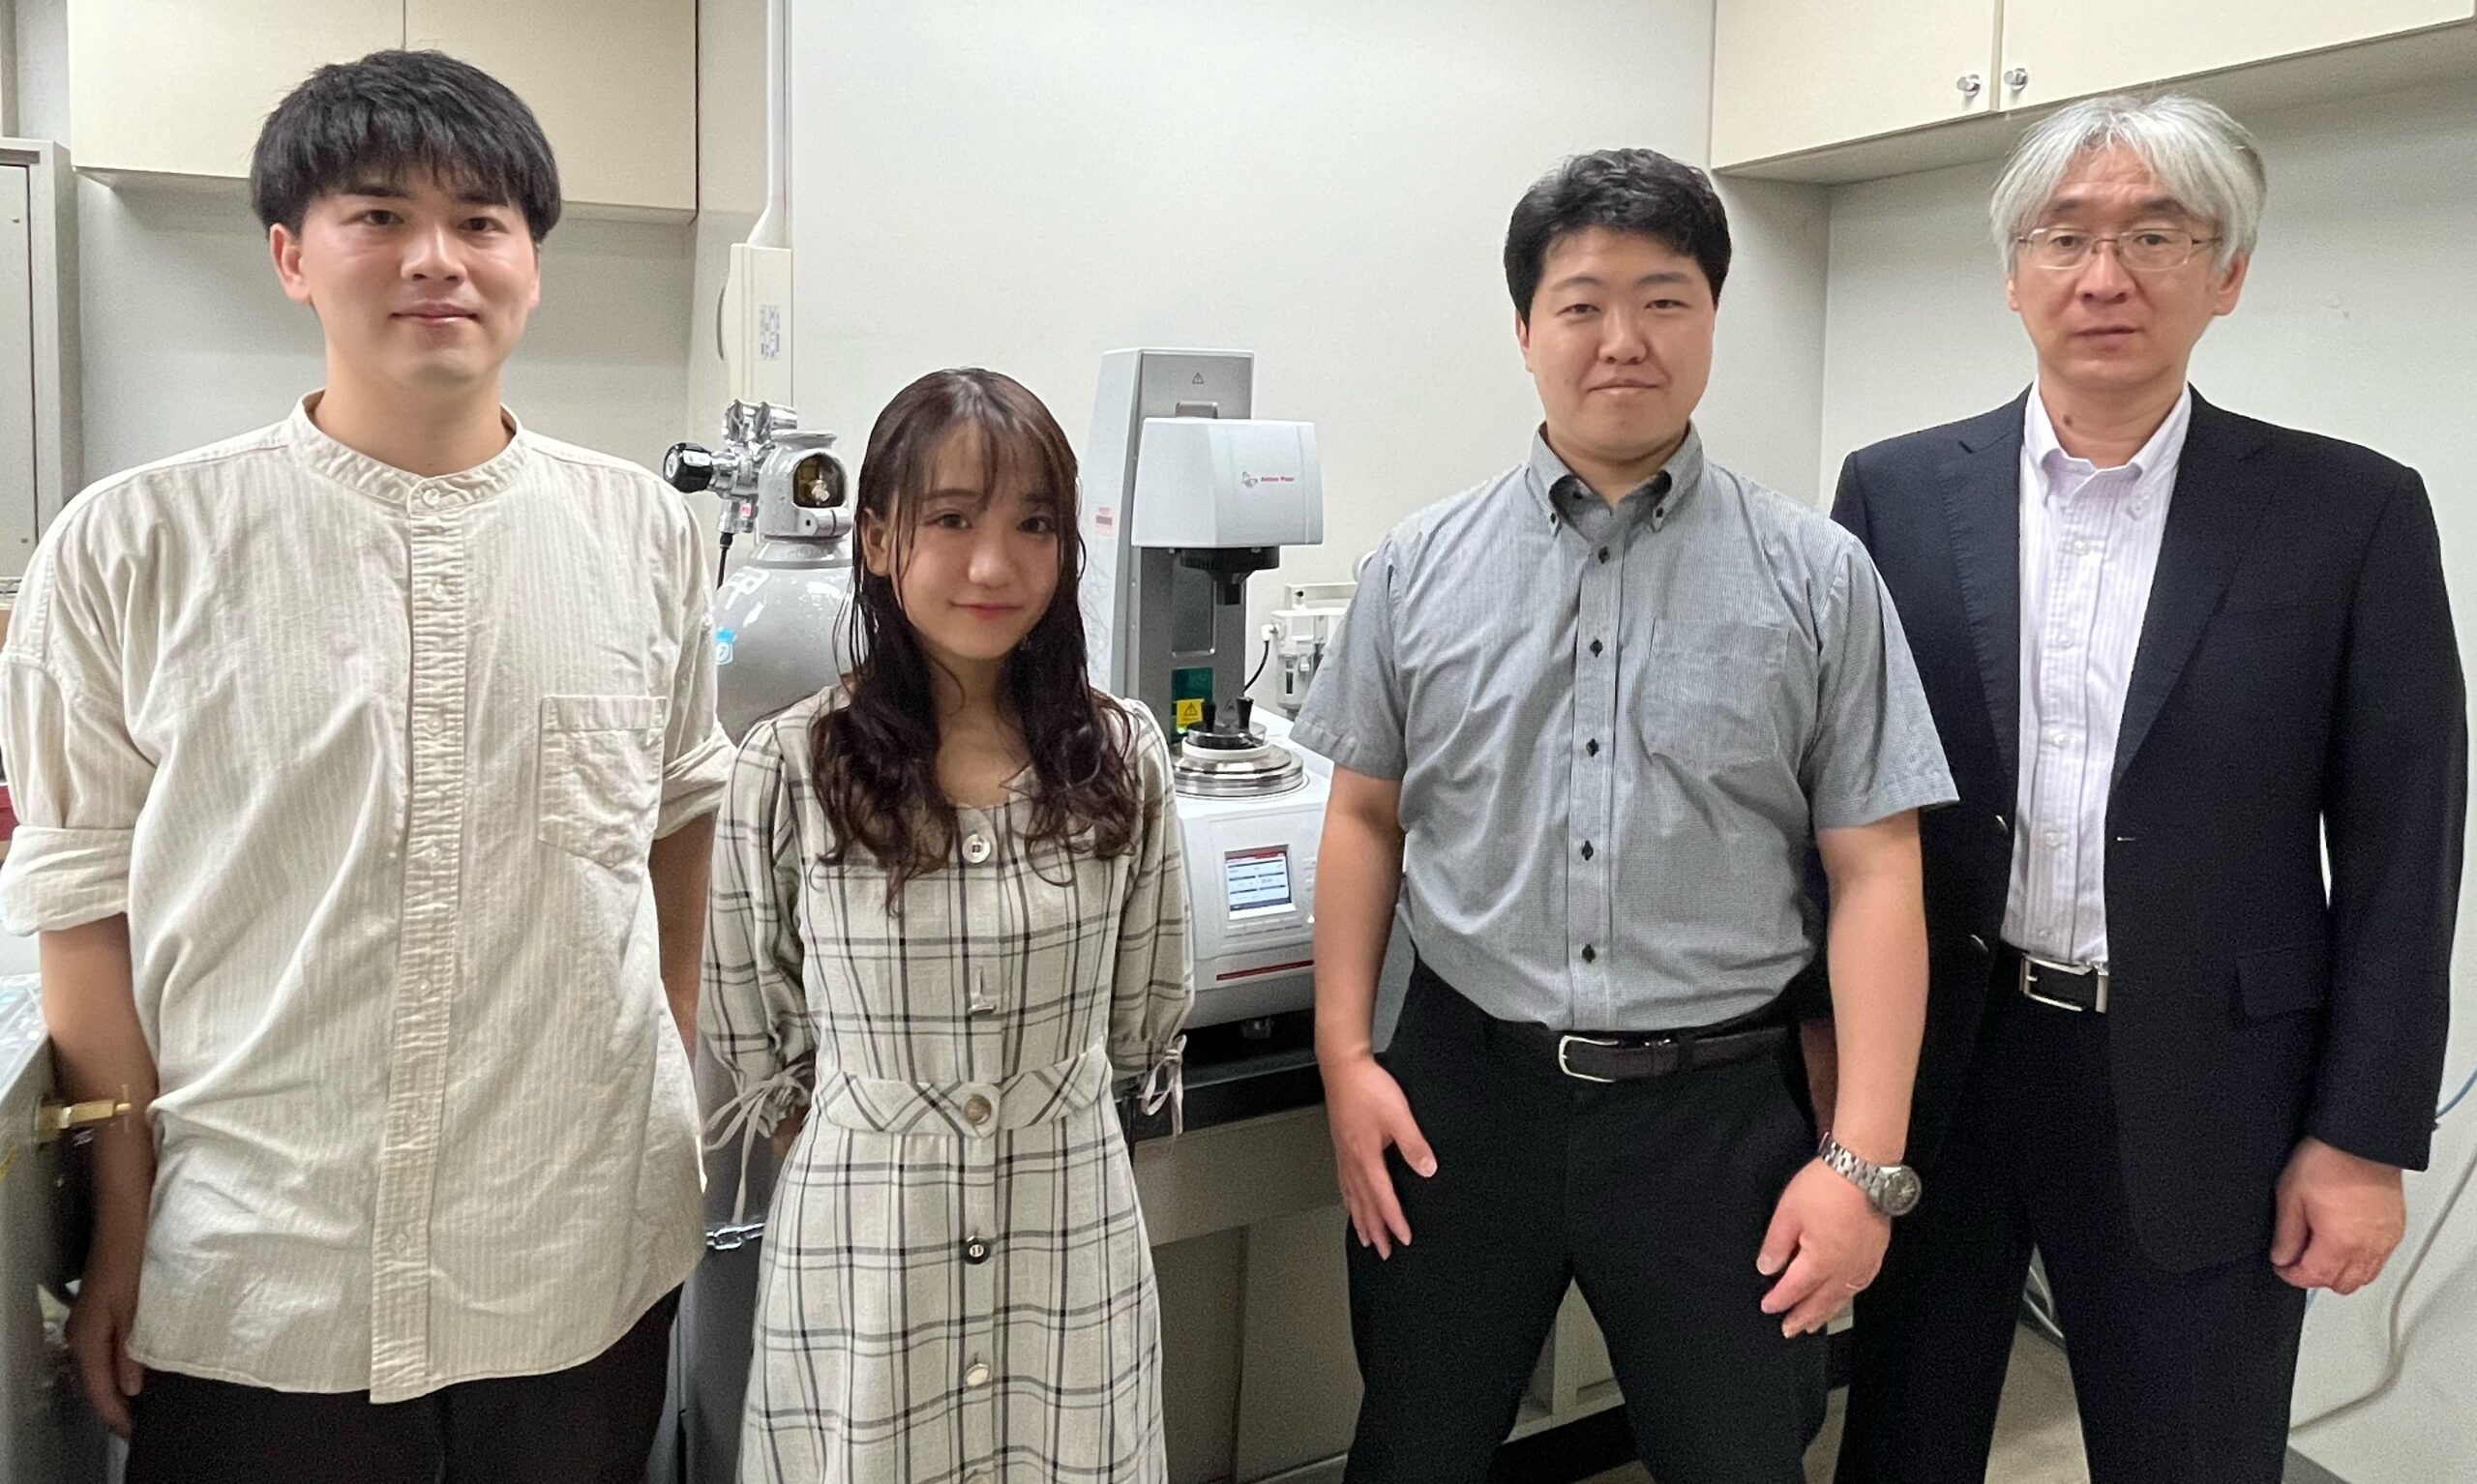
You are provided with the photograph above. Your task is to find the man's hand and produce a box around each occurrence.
[1757,1160,1890,1336]
[2270,1136,2406,1295]
[67,1237,144,1437]
[38,918,157,1438]
[1322,1052,1435,1260]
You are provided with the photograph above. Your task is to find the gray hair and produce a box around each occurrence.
[1989,94,2266,271]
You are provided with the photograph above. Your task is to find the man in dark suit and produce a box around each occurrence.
[1828,94,2464,1484]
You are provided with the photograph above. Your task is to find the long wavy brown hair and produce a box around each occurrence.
[814,368,1140,895]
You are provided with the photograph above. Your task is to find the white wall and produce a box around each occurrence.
[11,0,697,485]
[790,0,1832,629]
[1816,80,2477,1483]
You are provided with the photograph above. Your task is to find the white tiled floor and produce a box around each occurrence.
[1584,1326,2091,1484]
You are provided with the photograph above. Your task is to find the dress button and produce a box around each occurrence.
[963,1094,993,1127]
[1597,547,1611,564]
[1581,945,1597,965]
[1580,841,1595,861]
[1589,639,1604,658]
[1586,738,1599,757]
[421,490,441,509]
[964,1236,992,1265]
[1969,934,1989,955]
[963,833,993,864]
[965,1361,992,1388]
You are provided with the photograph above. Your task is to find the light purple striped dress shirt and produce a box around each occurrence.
[2004,385,2193,966]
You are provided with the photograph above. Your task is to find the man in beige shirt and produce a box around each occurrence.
[0,51,729,1482]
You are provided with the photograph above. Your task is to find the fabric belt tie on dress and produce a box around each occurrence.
[702,1039,1185,1224]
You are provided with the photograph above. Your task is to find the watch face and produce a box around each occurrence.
[1879,1165,1924,1217]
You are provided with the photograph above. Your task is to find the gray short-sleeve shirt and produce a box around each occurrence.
[1291,427,1955,1031]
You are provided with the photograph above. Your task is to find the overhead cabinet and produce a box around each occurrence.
[1713,0,2477,179]
[67,0,695,219]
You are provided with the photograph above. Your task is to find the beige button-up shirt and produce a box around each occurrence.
[0,397,730,1400]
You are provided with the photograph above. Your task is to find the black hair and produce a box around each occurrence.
[251,50,562,242]
[817,369,1141,899]
[1504,148,1731,320]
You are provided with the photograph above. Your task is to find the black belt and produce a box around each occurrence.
[1409,957,1793,1083]
[1489,1005,1791,1083]
[1999,943,2110,1014]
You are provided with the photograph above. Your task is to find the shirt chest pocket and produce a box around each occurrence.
[1636,619,1791,771]
[538,694,671,869]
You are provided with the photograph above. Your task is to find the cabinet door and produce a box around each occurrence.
[68,0,403,178]
[406,0,695,217]
[0,167,35,583]
[2000,0,2477,110]
[1714,0,2001,167]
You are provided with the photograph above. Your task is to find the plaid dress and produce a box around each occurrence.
[703,687,1191,1484]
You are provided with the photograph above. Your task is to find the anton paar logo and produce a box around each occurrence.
[1239,470,1297,490]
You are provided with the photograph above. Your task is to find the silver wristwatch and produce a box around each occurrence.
[1817,1131,1923,1217]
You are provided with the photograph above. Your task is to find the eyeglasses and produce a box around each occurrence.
[2014,226,2222,273]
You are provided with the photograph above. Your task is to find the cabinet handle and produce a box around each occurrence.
[2005,67,2031,90]
[1956,74,1985,98]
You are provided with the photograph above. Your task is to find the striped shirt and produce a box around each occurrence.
[0,396,731,1400]
[1292,427,1954,1031]
[2005,385,2191,966]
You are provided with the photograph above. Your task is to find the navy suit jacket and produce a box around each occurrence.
[1835,390,2464,1271]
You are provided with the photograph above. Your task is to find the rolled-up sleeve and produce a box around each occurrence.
[656,513,731,836]
[1802,537,1956,830]
[1288,538,1408,781]
[700,719,814,1137]
[0,533,154,935]
[1107,706,1192,1083]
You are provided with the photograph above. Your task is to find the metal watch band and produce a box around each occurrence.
[1817,1130,1919,1217]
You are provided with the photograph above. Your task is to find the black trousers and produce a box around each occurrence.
[125,1289,679,1484]
[1835,971,2309,1484]
[1344,963,1826,1484]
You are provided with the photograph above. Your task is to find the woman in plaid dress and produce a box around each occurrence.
[703,368,1191,1483]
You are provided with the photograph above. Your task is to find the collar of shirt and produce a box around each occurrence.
[2023,382,2193,507]
[287,392,534,508]
[1522,424,1705,530]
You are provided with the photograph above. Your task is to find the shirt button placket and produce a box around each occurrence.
[366,492,469,1399]
[1577,547,1620,1023]
[958,811,1002,1477]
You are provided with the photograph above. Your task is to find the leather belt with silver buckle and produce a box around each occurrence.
[1557,1033,1671,1083]
[2014,951,2109,1014]
[1545,1024,1789,1083]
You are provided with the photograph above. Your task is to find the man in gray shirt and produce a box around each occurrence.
[1291,149,1955,1483]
